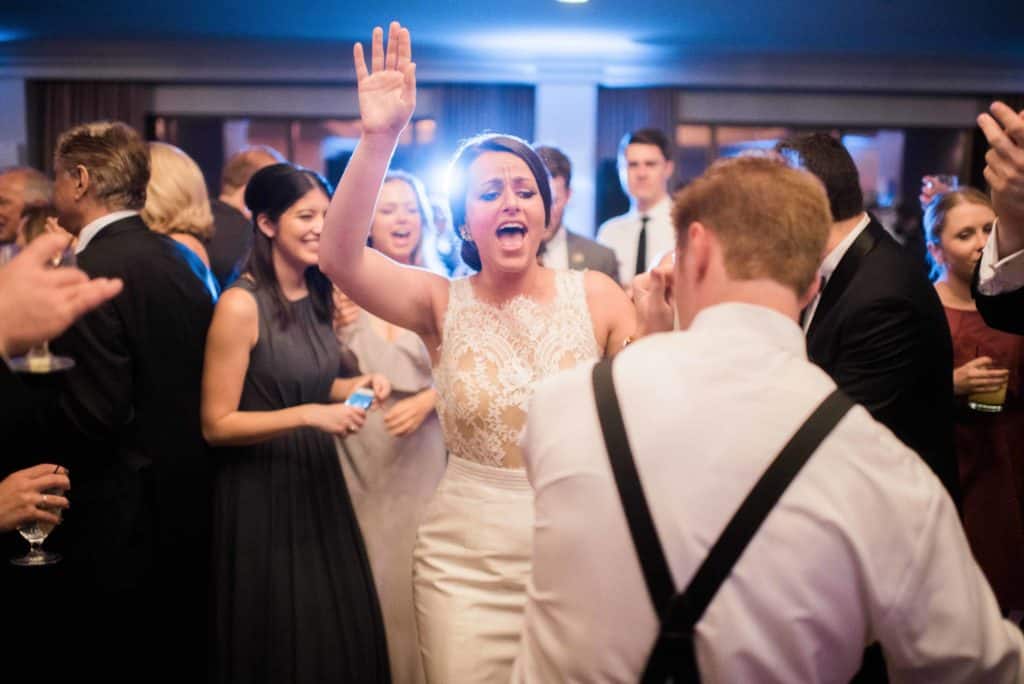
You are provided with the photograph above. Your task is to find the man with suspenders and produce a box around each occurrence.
[513,156,1023,682]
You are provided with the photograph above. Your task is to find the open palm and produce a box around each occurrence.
[354,22,416,137]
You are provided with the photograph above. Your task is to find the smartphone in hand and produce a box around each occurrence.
[344,387,375,410]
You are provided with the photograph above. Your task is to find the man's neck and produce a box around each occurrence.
[634,193,667,215]
[75,203,120,235]
[702,279,804,325]
[219,189,248,216]
[826,212,867,254]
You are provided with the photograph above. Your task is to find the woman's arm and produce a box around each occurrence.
[200,288,366,446]
[584,270,638,357]
[320,22,447,343]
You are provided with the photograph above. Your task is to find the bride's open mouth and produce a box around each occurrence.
[496,223,527,251]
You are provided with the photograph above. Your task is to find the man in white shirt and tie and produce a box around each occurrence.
[514,156,1023,683]
[597,128,676,285]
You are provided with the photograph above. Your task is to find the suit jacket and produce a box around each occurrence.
[566,230,619,281]
[23,215,214,677]
[806,217,959,503]
[208,198,252,289]
[973,262,1024,334]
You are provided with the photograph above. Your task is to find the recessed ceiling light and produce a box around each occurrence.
[557,0,589,4]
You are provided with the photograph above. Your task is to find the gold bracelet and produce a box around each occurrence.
[621,335,634,350]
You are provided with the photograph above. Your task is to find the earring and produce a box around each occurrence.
[459,225,473,243]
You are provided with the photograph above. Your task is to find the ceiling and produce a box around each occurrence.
[3,0,1023,66]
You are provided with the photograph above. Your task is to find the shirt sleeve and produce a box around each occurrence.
[876,476,1024,682]
[977,219,1024,295]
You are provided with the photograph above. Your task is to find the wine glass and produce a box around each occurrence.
[10,486,64,566]
[7,243,77,374]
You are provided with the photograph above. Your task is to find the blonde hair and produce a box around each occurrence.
[54,121,149,211]
[142,142,214,241]
[672,156,832,295]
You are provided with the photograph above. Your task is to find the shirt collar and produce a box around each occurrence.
[819,212,870,281]
[689,301,807,359]
[75,210,139,254]
[634,195,672,221]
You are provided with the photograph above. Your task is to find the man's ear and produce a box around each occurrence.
[686,221,711,283]
[73,164,90,200]
[797,273,821,310]
[255,213,276,240]
[663,159,675,182]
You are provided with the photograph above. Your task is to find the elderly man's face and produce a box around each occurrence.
[0,172,27,243]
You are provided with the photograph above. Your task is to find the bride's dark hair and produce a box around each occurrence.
[447,134,552,272]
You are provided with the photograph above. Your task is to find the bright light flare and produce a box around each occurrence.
[462,31,643,57]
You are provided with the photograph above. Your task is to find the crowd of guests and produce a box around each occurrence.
[2,20,1024,684]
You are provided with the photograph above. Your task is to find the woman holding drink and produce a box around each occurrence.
[924,187,1024,617]
[319,22,636,682]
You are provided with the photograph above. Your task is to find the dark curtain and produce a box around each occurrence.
[26,80,153,173]
[595,87,678,225]
[435,84,535,154]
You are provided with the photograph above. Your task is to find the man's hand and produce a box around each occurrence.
[978,101,1024,256]
[354,22,416,139]
[631,251,676,338]
[0,232,122,358]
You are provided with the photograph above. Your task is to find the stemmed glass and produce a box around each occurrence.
[10,474,65,567]
[7,241,77,373]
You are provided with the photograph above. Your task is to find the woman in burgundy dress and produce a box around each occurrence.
[925,187,1024,618]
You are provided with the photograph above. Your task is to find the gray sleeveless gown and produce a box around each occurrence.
[211,280,390,683]
[336,310,447,684]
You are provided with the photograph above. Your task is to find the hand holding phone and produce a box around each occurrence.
[344,387,375,410]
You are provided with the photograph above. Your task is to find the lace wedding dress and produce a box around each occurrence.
[413,270,599,683]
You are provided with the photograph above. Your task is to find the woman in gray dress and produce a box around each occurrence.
[335,170,447,684]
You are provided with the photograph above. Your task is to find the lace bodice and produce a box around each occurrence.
[434,270,600,468]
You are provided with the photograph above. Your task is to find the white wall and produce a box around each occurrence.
[535,81,599,237]
[0,78,27,166]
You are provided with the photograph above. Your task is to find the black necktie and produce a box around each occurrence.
[635,215,649,277]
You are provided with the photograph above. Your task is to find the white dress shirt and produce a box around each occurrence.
[978,219,1024,295]
[597,196,674,284]
[541,224,569,270]
[802,212,871,332]
[515,302,1023,683]
[74,210,139,254]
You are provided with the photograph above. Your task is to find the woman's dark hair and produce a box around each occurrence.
[922,187,993,281]
[19,202,57,244]
[447,133,552,272]
[243,163,334,329]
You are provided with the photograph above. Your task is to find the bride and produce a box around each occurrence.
[319,22,636,682]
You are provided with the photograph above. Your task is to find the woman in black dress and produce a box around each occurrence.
[201,163,391,683]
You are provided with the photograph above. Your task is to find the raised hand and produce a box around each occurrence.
[978,101,1024,255]
[354,22,416,138]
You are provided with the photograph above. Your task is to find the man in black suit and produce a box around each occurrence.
[777,133,958,502]
[21,121,214,680]
[974,101,1024,333]
[534,145,619,280]
[207,145,282,288]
